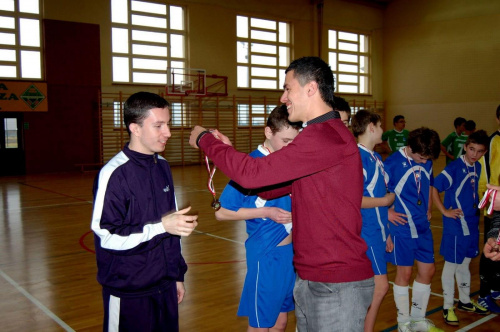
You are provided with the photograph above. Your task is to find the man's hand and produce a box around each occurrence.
[176,282,185,304]
[210,129,233,146]
[161,206,198,236]
[484,237,500,261]
[189,125,207,149]
[388,208,407,226]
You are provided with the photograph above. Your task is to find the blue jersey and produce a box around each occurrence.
[433,155,481,236]
[384,148,434,238]
[358,144,389,245]
[219,145,292,256]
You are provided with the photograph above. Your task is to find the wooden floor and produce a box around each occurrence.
[0,155,499,331]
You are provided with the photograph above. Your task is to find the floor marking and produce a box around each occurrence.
[0,268,75,332]
[0,201,89,212]
[193,229,245,245]
[456,314,498,331]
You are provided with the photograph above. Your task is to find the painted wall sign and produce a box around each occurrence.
[0,81,48,112]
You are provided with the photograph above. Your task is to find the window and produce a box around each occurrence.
[111,0,186,84]
[328,30,370,94]
[237,104,276,126]
[236,15,290,90]
[113,101,124,127]
[0,0,42,79]
[170,102,186,127]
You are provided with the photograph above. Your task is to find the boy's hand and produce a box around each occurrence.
[161,206,198,236]
[386,234,394,252]
[443,208,463,219]
[267,207,292,224]
[388,208,407,226]
[209,129,233,146]
[484,237,500,261]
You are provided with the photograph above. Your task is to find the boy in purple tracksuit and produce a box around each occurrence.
[91,92,198,331]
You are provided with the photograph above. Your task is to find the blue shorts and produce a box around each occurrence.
[387,228,435,266]
[366,241,388,275]
[440,231,479,264]
[238,243,295,328]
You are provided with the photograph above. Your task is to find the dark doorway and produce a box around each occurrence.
[0,113,25,175]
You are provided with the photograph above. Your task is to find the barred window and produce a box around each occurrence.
[328,30,370,94]
[0,0,42,79]
[111,0,186,84]
[236,15,290,90]
[237,104,276,126]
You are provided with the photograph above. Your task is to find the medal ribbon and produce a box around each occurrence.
[205,155,217,200]
[359,144,389,192]
[479,188,497,215]
[461,155,476,207]
[403,148,422,203]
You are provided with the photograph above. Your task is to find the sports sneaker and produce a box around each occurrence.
[457,300,490,315]
[410,319,444,332]
[478,295,500,314]
[398,321,414,332]
[491,290,500,300]
[443,308,459,326]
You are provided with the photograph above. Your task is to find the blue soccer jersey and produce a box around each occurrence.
[384,148,434,238]
[219,146,292,253]
[433,155,481,236]
[358,144,389,245]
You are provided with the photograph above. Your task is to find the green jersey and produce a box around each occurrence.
[382,129,409,154]
[441,131,459,164]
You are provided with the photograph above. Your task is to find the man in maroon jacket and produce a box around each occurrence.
[190,57,374,331]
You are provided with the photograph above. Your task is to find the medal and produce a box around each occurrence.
[205,155,221,211]
[473,204,477,209]
[417,199,422,205]
[462,156,477,211]
[212,197,221,211]
[358,143,389,194]
[404,147,423,208]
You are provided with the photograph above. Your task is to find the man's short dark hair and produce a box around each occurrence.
[351,109,381,138]
[453,117,466,128]
[393,115,405,125]
[285,57,335,106]
[267,104,302,134]
[407,127,441,160]
[124,92,170,136]
[466,129,489,148]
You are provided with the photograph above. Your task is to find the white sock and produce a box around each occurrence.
[456,257,472,304]
[442,261,457,309]
[394,284,410,324]
[411,281,431,320]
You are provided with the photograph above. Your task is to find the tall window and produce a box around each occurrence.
[237,104,276,126]
[236,15,290,90]
[0,0,42,79]
[328,29,370,94]
[111,0,186,84]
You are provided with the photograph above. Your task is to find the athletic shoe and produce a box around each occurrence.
[443,308,459,326]
[491,291,500,300]
[457,300,490,315]
[478,295,500,314]
[398,321,414,332]
[410,319,444,332]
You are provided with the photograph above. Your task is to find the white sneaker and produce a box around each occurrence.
[410,319,444,332]
[398,321,414,332]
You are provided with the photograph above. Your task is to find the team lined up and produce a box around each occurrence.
[90,56,500,332]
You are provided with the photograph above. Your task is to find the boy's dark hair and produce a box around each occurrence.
[496,104,500,120]
[393,115,405,125]
[466,129,489,148]
[286,57,335,106]
[464,120,476,132]
[454,117,466,128]
[351,109,382,138]
[267,104,302,134]
[124,92,169,136]
[332,96,351,115]
[407,127,441,160]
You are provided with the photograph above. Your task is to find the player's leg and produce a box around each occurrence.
[364,274,389,332]
[441,261,459,325]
